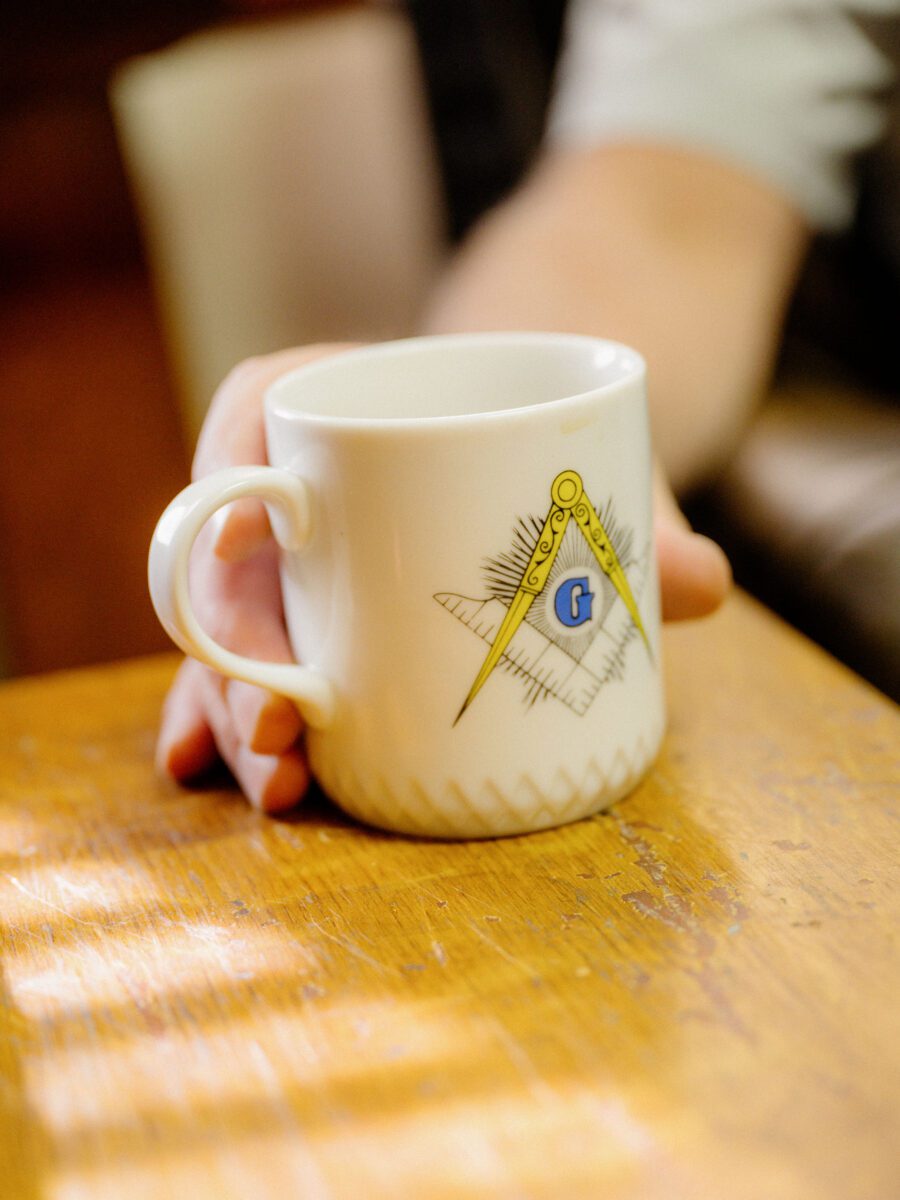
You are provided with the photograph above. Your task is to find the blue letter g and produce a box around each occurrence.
[554,576,594,628]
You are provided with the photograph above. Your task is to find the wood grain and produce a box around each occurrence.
[1,592,897,1200]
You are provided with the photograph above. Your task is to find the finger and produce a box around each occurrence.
[226,679,303,756]
[194,345,355,476]
[233,744,310,815]
[193,344,357,561]
[192,536,306,759]
[211,498,272,564]
[199,666,310,813]
[157,658,218,781]
[193,539,293,658]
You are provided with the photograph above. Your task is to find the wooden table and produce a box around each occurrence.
[1,592,897,1200]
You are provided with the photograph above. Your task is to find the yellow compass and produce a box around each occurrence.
[454,470,650,724]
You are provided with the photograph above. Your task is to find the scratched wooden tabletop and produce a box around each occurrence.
[1,591,897,1200]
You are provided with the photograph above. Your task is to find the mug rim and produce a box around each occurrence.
[265,331,645,432]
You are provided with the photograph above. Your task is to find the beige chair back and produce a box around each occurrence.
[112,7,446,437]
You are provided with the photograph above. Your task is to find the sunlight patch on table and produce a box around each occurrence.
[5,917,317,1020]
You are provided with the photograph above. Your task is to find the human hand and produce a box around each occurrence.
[156,345,353,813]
[156,346,730,811]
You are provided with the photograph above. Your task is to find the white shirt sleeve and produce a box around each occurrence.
[547,0,898,229]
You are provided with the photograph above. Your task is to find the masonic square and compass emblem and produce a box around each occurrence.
[435,469,653,724]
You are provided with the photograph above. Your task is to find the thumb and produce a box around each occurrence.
[653,464,731,621]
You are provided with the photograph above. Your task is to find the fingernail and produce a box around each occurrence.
[212,500,270,562]
[227,680,303,755]
[156,725,217,781]
[236,747,309,813]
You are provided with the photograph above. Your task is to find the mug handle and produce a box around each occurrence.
[148,465,336,729]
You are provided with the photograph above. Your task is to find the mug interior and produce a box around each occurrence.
[266,334,642,424]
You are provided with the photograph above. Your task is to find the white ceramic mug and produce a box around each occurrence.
[149,333,665,837]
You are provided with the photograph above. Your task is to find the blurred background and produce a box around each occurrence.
[1,0,220,678]
[0,0,434,680]
[2,1,898,698]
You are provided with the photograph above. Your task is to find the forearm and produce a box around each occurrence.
[422,143,808,493]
